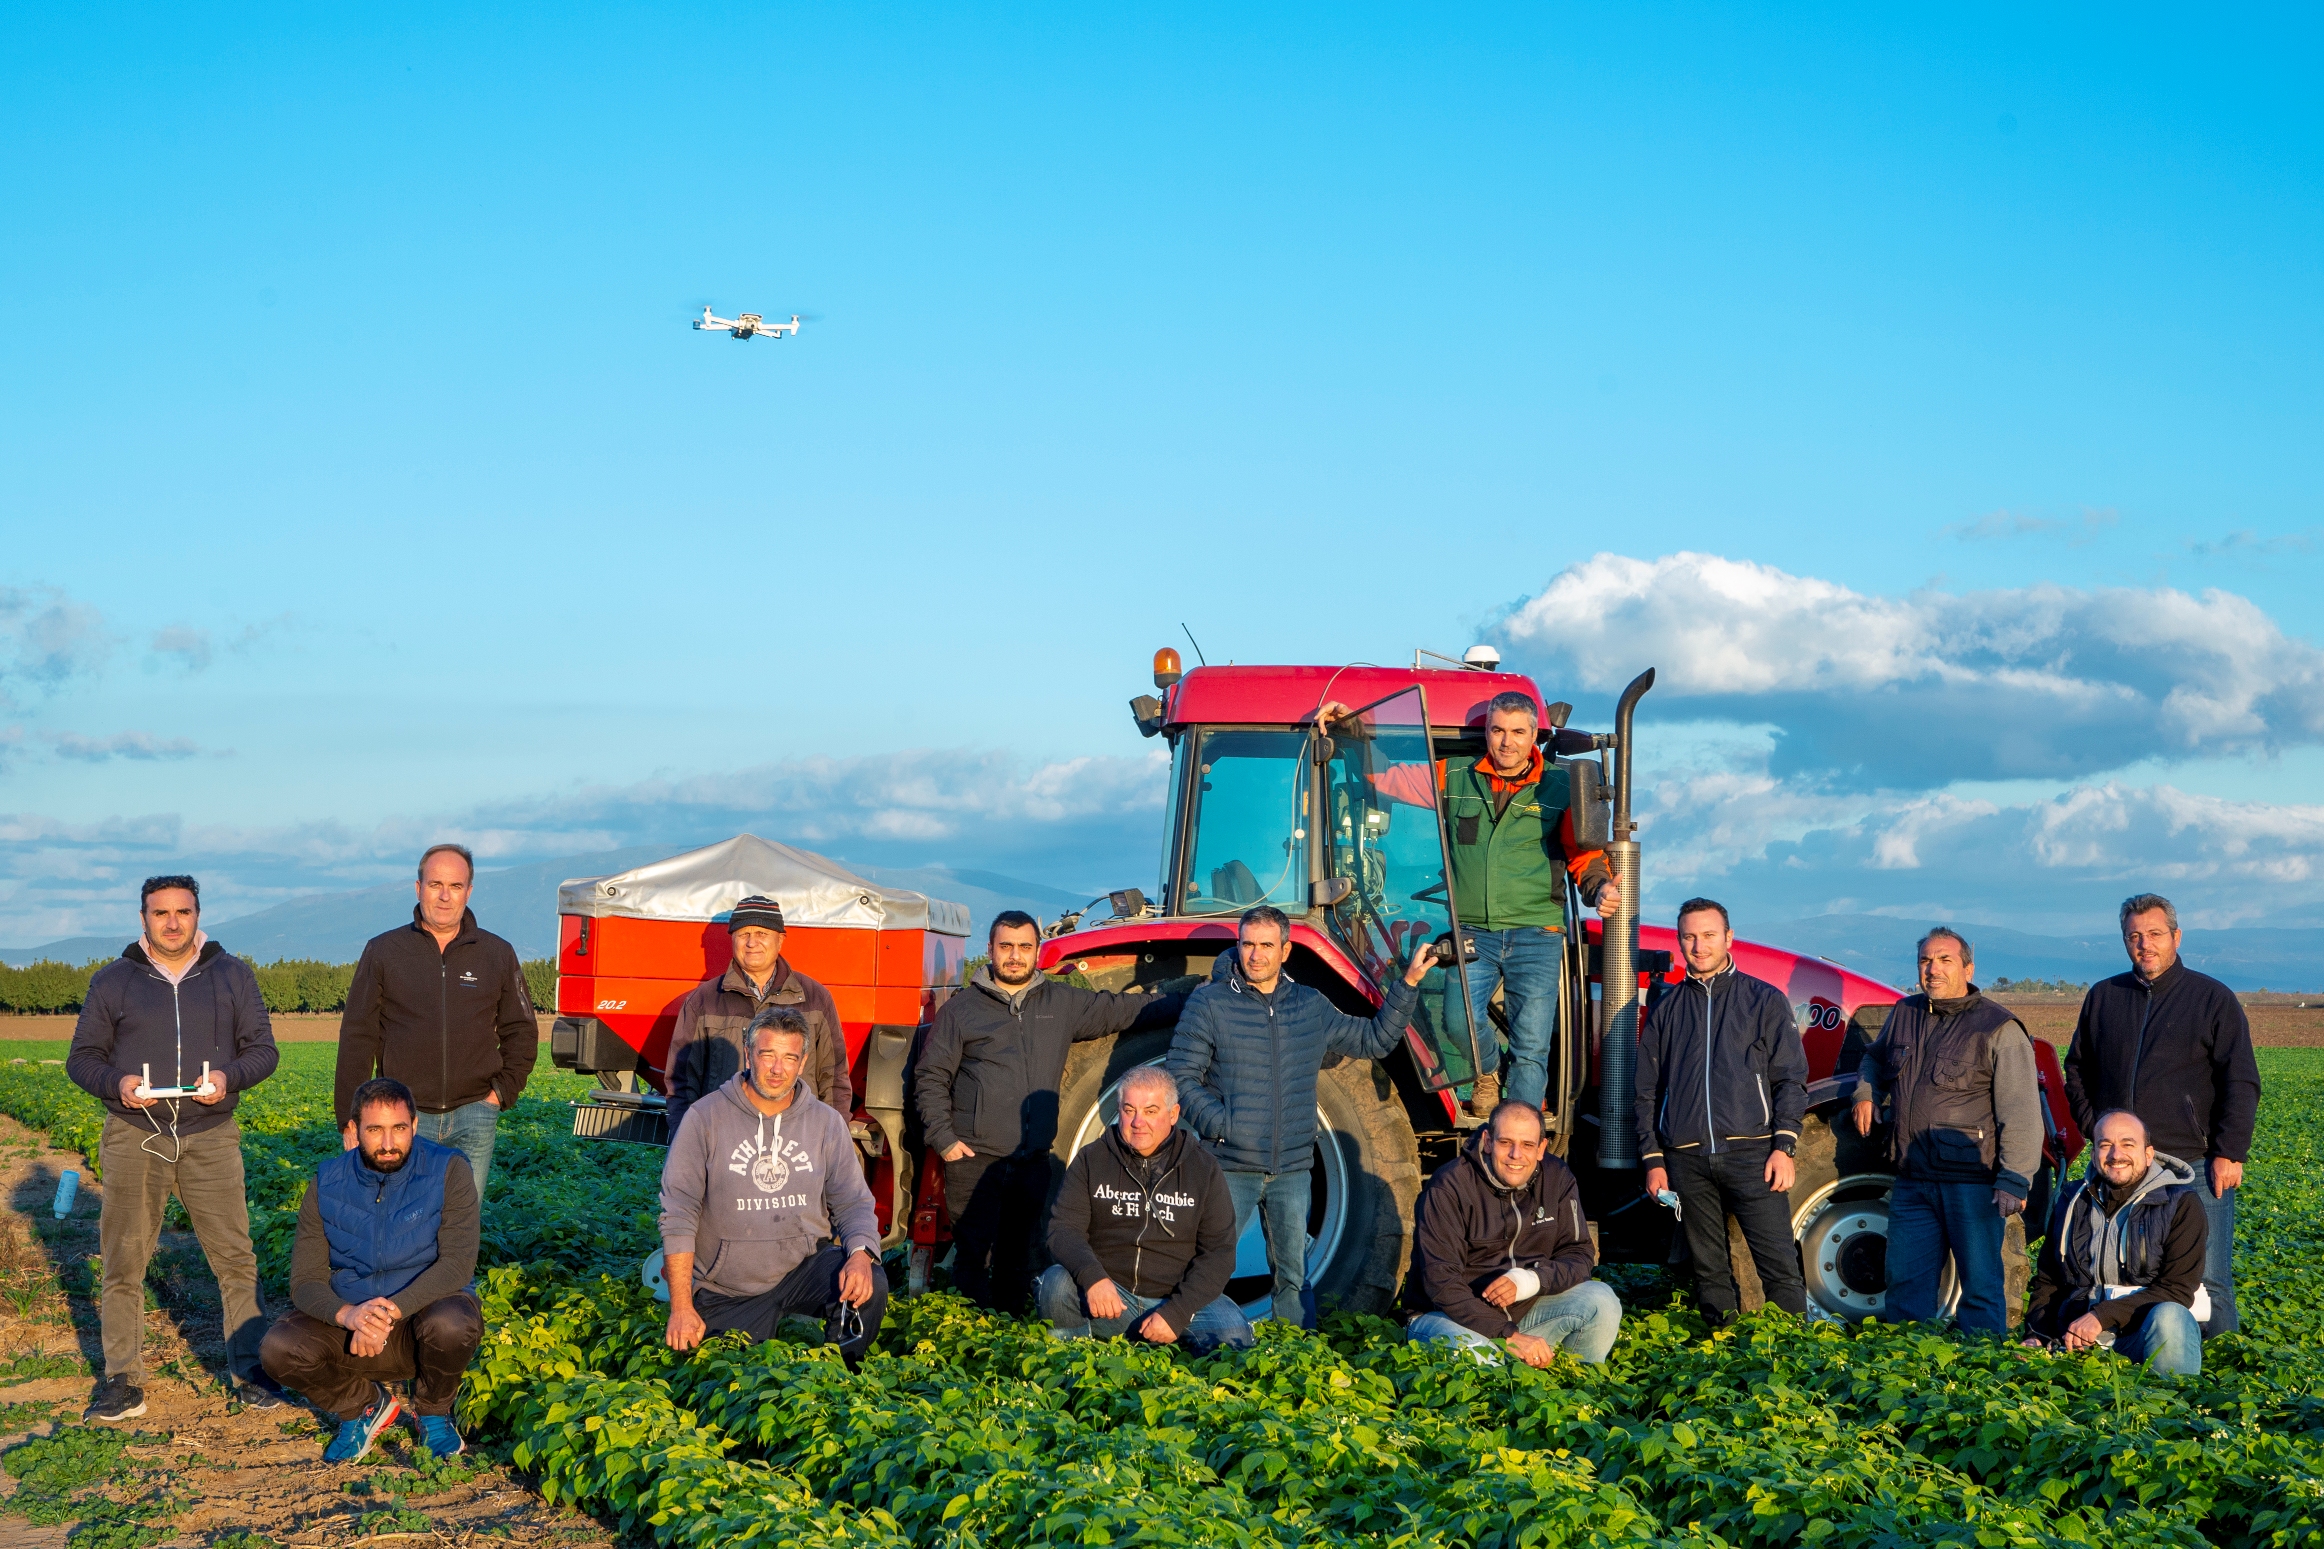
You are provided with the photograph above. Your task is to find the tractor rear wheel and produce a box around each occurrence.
[1054,1032,1422,1317]
[1721,1110,2027,1327]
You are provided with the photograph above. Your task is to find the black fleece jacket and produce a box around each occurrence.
[1046,1123,1239,1335]
[68,941,278,1134]
[334,907,538,1122]
[1403,1132,1595,1339]
[2064,963,2261,1164]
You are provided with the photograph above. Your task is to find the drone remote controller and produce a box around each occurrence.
[135,1061,216,1100]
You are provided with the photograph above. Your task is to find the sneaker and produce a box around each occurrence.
[324,1386,402,1464]
[231,1376,287,1410]
[410,1412,465,1459]
[85,1375,147,1423]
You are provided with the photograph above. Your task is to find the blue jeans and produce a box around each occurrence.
[414,1099,500,1200]
[2112,1300,2203,1377]
[1407,1280,1623,1365]
[2196,1181,2236,1337]
[1036,1264,1255,1354]
[1451,927,1565,1108]
[1225,1168,1311,1325]
[1883,1176,2008,1335]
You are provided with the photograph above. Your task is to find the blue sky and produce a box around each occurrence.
[3,3,2320,945]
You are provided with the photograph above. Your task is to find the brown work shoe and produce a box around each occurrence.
[1468,1071,1501,1118]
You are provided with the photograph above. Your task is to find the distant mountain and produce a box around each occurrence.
[1,847,1089,966]
[1760,914,2324,992]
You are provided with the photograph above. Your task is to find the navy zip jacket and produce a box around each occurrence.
[2063,963,2261,1164]
[1166,956,1419,1174]
[68,940,279,1135]
[1633,963,1808,1164]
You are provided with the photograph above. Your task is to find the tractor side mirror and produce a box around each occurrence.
[1310,877,1353,908]
[1129,695,1166,738]
[1568,758,1611,846]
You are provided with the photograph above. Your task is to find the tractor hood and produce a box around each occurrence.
[556,833,971,935]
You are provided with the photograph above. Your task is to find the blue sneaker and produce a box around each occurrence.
[324,1386,402,1464]
[411,1412,465,1459]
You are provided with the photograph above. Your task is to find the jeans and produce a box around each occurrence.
[2195,1181,2237,1337]
[1035,1264,1255,1353]
[1883,1175,2008,1334]
[945,1152,1057,1315]
[98,1115,267,1383]
[259,1293,482,1419]
[414,1099,501,1201]
[2112,1300,2203,1377]
[692,1243,891,1367]
[1667,1142,1806,1316]
[1225,1168,1311,1325]
[1407,1280,1623,1365]
[1449,927,1565,1108]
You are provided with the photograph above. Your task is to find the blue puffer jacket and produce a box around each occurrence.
[1166,955,1419,1174]
[318,1135,457,1304]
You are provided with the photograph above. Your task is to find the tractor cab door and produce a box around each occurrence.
[1317,687,1481,1097]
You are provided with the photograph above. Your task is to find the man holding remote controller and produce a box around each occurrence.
[67,874,283,1422]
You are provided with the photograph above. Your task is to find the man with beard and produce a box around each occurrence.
[2022,1109,2211,1376]
[915,910,1185,1313]
[261,1078,482,1463]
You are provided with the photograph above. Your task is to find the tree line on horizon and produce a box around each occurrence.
[0,957,559,1017]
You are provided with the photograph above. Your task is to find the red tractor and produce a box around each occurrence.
[552,653,2084,1323]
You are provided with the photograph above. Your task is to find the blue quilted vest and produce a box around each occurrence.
[318,1135,454,1303]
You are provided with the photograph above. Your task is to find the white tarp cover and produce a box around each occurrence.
[556,834,971,936]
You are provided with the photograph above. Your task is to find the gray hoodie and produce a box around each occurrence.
[658,1073,880,1299]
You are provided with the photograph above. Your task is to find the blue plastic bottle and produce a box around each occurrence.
[52,1170,79,1218]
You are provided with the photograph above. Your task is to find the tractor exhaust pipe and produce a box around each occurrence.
[1595,667,1656,1171]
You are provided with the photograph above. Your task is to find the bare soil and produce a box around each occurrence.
[0,1108,618,1548]
[1987,990,2324,1049]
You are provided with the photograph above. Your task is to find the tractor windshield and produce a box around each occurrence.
[1317,687,1476,1088]
[1178,729,1312,916]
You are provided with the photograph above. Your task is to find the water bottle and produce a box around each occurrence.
[53,1170,79,1218]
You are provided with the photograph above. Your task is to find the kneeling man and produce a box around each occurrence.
[2023,1109,2210,1376]
[1040,1066,1252,1353]
[660,1008,888,1364]
[1405,1100,1620,1366]
[260,1077,481,1462]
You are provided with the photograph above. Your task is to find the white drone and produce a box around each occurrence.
[693,306,801,340]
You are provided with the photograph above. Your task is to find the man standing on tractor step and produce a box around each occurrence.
[1323,690,1617,1115]
[666,895,851,1137]
[68,874,282,1422]
[1167,904,1436,1325]
[1634,898,1810,1324]
[2061,893,2260,1338]
[1853,927,2043,1335]
[915,909,1185,1314]
[336,843,538,1201]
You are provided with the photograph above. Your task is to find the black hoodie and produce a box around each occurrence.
[1403,1131,1595,1339]
[68,940,279,1134]
[1046,1123,1239,1335]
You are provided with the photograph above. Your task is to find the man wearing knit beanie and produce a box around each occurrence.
[665,896,851,1135]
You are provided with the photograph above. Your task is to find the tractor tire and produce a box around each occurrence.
[1726,1110,2027,1328]
[1054,1030,1423,1317]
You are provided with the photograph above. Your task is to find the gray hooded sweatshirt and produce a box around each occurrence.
[658,1073,880,1299]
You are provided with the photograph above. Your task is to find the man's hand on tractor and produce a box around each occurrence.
[1403,939,1440,987]
[1594,881,1623,916]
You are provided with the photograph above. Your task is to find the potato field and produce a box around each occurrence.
[2,1045,2321,1547]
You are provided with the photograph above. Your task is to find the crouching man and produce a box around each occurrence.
[2022,1109,2210,1377]
[660,1008,888,1365]
[1405,1100,1620,1367]
[1039,1066,1252,1354]
[260,1078,481,1463]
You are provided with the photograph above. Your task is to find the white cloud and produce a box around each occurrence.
[0,585,111,700]
[46,731,204,763]
[148,626,213,672]
[1494,552,2324,787]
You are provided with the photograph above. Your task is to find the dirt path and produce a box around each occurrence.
[0,1109,618,1548]
[1989,991,2324,1048]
